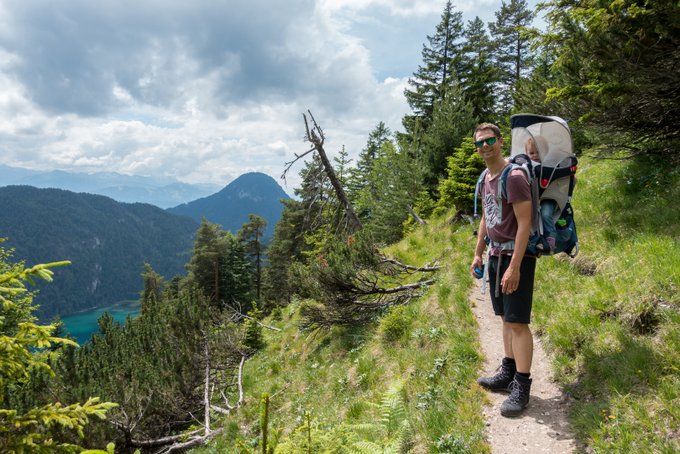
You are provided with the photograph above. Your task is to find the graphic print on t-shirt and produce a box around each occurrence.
[484,192,500,229]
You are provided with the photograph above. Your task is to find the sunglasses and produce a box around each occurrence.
[474,136,498,148]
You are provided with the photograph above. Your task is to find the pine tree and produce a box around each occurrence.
[404,1,465,133]
[461,17,500,123]
[220,232,254,311]
[542,0,680,153]
[262,157,336,307]
[420,85,477,192]
[261,199,306,307]
[352,122,392,190]
[348,122,393,219]
[355,140,416,245]
[188,219,224,303]
[187,220,253,310]
[0,246,115,451]
[435,136,486,215]
[329,146,354,232]
[238,214,267,302]
[68,289,213,447]
[140,263,164,316]
[488,0,536,117]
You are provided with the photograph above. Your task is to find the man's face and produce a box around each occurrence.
[474,129,502,160]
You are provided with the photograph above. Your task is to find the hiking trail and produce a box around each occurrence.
[470,280,578,453]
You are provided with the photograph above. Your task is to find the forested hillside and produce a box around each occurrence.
[0,185,198,318]
[2,0,678,452]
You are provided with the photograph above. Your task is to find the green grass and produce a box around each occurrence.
[532,155,679,452]
[195,155,678,453]
[193,215,488,452]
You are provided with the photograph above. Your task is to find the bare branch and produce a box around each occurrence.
[380,256,440,272]
[155,429,224,454]
[209,404,231,415]
[203,338,211,433]
[407,204,426,225]
[212,355,246,414]
[351,279,435,297]
[236,355,245,405]
[224,302,281,331]
[283,110,363,233]
[282,147,315,182]
[129,429,204,448]
[133,355,248,453]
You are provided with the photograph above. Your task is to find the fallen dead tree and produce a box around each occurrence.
[295,231,438,328]
[124,340,247,453]
[283,111,440,328]
[284,110,363,233]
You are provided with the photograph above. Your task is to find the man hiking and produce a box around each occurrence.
[471,123,536,417]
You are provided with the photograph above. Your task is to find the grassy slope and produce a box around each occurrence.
[198,155,678,452]
[199,216,488,452]
[532,155,679,452]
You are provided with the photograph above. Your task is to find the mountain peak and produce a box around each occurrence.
[168,172,290,238]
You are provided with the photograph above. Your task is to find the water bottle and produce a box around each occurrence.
[474,264,484,279]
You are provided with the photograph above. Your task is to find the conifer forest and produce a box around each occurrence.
[1,0,678,452]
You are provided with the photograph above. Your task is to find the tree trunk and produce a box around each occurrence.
[304,112,363,233]
[284,111,363,233]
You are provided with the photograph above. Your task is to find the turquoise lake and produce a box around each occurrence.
[61,301,140,345]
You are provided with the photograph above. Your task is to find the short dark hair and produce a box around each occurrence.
[474,123,501,139]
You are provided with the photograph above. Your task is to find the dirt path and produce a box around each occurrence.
[470,280,578,454]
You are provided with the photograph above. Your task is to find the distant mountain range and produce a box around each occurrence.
[0,164,221,208]
[168,172,290,239]
[0,171,291,319]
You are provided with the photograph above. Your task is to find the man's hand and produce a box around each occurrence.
[501,263,520,294]
[471,256,483,278]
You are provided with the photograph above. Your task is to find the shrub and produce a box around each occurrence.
[380,305,413,342]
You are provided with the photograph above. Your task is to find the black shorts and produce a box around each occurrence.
[488,254,536,324]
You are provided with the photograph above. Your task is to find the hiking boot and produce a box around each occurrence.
[500,374,532,417]
[477,358,515,392]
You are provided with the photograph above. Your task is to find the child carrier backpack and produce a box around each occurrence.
[473,114,579,258]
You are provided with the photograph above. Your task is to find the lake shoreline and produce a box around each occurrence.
[61,300,141,345]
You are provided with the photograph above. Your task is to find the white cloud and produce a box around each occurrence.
[0,0,539,193]
[318,0,443,16]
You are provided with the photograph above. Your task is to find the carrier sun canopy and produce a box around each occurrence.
[510,114,574,168]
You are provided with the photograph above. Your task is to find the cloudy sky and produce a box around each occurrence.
[0,0,541,192]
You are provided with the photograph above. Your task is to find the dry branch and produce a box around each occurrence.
[155,429,224,454]
[351,279,435,297]
[283,110,363,233]
[379,256,440,273]
[128,354,248,453]
[407,204,427,225]
[224,301,281,331]
[211,355,246,414]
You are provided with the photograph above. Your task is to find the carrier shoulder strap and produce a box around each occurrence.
[498,163,528,199]
[474,163,529,219]
[473,168,489,220]
[499,163,543,237]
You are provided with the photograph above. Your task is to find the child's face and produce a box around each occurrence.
[525,140,541,161]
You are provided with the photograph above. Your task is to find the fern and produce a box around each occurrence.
[351,440,400,454]
[380,383,407,438]
[347,381,413,453]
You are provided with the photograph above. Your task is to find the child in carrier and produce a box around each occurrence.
[525,136,558,254]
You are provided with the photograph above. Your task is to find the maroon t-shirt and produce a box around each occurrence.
[482,167,531,255]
